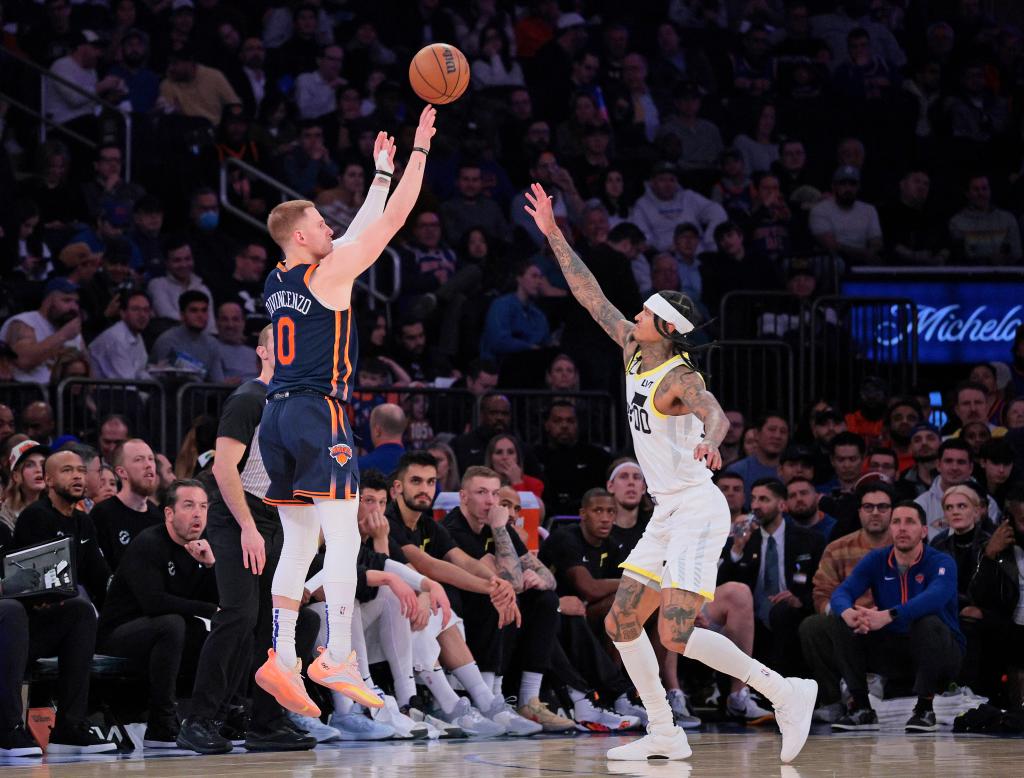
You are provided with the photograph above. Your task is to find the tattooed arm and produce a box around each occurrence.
[654,366,730,471]
[523,183,634,348]
[489,524,525,592]
[519,552,556,591]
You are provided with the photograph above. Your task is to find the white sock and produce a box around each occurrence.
[325,581,356,661]
[615,632,675,737]
[493,674,503,696]
[682,627,790,703]
[316,498,361,663]
[452,662,496,711]
[332,691,354,715]
[480,671,495,693]
[418,667,461,714]
[272,608,298,668]
[568,687,587,703]
[518,671,543,704]
[393,673,417,708]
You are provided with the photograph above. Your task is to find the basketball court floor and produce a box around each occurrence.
[2,725,1020,777]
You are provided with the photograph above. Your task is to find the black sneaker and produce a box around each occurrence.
[831,707,880,731]
[47,720,118,754]
[905,708,938,732]
[0,725,42,757]
[143,718,180,749]
[244,720,316,752]
[217,710,248,746]
[176,716,232,755]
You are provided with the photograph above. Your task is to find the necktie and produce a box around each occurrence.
[757,535,780,625]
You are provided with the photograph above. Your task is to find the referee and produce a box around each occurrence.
[178,326,318,754]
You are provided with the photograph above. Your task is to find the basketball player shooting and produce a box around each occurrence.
[254,107,439,717]
[523,183,817,763]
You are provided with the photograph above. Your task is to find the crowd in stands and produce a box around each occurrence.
[1,0,1024,759]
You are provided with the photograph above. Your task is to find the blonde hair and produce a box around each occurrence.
[267,199,315,248]
[257,323,274,351]
[942,484,981,509]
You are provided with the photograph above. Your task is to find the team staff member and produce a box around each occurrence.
[90,438,162,570]
[97,480,218,748]
[181,327,317,755]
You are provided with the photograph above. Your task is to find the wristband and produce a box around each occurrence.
[413,146,429,156]
[374,169,393,178]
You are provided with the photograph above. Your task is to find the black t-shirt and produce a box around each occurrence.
[386,502,455,561]
[98,524,217,636]
[609,508,652,556]
[441,506,527,561]
[89,496,163,572]
[540,524,625,596]
[535,442,612,518]
[215,378,278,528]
[12,494,111,606]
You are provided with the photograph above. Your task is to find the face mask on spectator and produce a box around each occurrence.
[197,211,219,231]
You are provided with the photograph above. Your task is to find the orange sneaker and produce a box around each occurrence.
[254,649,321,717]
[307,647,384,709]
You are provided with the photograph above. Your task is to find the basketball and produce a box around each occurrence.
[409,43,470,105]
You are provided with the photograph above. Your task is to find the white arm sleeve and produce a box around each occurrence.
[384,558,426,591]
[332,149,393,248]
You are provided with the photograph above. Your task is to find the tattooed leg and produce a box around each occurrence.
[658,589,706,654]
[605,577,661,642]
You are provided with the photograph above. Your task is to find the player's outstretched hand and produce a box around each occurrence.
[694,442,722,471]
[413,104,436,153]
[372,130,397,173]
[523,182,558,237]
[426,579,453,629]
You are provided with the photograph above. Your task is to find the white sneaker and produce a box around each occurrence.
[327,712,395,741]
[613,695,648,727]
[371,694,428,739]
[440,697,505,737]
[775,678,817,763]
[407,707,465,738]
[606,726,692,761]
[484,697,542,736]
[727,688,775,722]
[667,689,701,729]
[573,697,640,732]
[285,711,341,743]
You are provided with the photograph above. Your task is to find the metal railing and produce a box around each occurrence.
[218,157,402,313]
[0,382,48,416]
[55,378,165,453]
[0,47,133,180]
[176,383,234,447]
[705,340,796,423]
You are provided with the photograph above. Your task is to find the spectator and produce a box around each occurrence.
[213,302,258,383]
[316,162,366,235]
[658,81,724,175]
[427,440,461,493]
[786,476,837,538]
[844,376,888,446]
[978,438,1016,509]
[127,195,166,280]
[947,62,1009,146]
[280,121,338,199]
[968,363,1006,427]
[931,485,991,621]
[897,423,941,499]
[833,28,892,102]
[398,210,459,313]
[471,23,526,89]
[159,46,240,127]
[949,174,1022,265]
[147,237,214,329]
[779,445,816,485]
[865,448,898,482]
[745,175,795,263]
[879,169,949,266]
[149,290,225,382]
[883,398,922,473]
[80,144,145,222]
[534,401,611,517]
[453,392,515,473]
[109,27,161,115]
[733,102,780,175]
[211,242,269,335]
[97,479,216,747]
[826,502,964,732]
[0,277,85,384]
[817,431,866,512]
[360,404,408,475]
[71,200,144,273]
[727,412,790,496]
[510,150,586,248]
[45,30,126,127]
[294,45,345,120]
[771,139,816,204]
[530,16,592,121]
[227,36,272,118]
[607,459,653,552]
[97,414,130,465]
[19,0,76,64]
[90,438,162,571]
[390,317,449,382]
[0,404,14,441]
[88,290,153,381]
[719,478,825,677]
[485,433,544,501]
[720,410,747,468]
[0,440,49,535]
[629,161,727,252]
[480,260,550,362]
[915,439,999,540]
[440,163,511,246]
[946,381,1009,437]
[20,402,56,446]
[668,223,703,304]
[809,166,883,267]
[731,24,776,100]
[699,220,782,319]
[711,149,755,221]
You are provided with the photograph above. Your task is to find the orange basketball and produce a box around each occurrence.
[409,43,470,105]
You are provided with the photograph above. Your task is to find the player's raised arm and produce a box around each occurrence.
[331,131,397,247]
[524,183,634,348]
[319,105,437,282]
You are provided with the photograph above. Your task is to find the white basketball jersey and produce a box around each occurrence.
[624,351,710,498]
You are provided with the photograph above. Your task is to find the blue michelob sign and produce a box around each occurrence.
[842,275,1024,364]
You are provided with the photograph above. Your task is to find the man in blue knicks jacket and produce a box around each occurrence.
[827,501,964,733]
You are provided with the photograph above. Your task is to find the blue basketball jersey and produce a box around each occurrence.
[264,262,357,400]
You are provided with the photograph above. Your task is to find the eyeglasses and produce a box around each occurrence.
[860,503,892,513]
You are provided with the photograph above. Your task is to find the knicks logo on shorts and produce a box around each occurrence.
[329,443,353,466]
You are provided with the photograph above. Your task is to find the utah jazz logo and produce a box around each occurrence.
[628,392,652,434]
[329,443,353,466]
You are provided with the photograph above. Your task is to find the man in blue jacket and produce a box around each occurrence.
[827,501,964,732]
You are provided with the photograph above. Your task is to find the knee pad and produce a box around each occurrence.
[271,504,321,600]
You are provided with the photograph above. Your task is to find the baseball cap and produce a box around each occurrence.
[910,422,940,437]
[9,440,49,472]
[101,200,132,227]
[813,408,843,425]
[71,30,102,48]
[650,160,679,178]
[43,277,80,297]
[780,444,816,464]
[833,165,860,184]
[172,0,195,11]
[556,12,586,31]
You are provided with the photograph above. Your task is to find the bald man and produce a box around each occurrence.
[21,401,55,445]
[13,451,111,605]
[358,403,407,475]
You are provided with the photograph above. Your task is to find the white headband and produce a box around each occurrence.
[608,461,642,483]
[645,294,694,335]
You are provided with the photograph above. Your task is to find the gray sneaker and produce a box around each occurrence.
[667,689,702,729]
[439,697,505,737]
[484,697,542,736]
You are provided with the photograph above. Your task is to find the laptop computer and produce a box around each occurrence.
[1,537,76,600]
